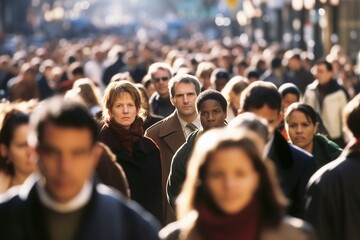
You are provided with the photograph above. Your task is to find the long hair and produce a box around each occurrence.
[177,128,287,234]
[0,110,29,175]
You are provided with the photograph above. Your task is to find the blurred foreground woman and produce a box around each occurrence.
[159,128,316,240]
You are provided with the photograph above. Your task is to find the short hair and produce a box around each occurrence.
[284,103,318,125]
[195,61,215,79]
[343,93,360,138]
[147,62,173,80]
[221,76,250,103]
[271,57,282,69]
[228,112,269,143]
[246,70,260,80]
[29,96,99,147]
[240,81,281,112]
[0,110,29,175]
[168,74,201,98]
[210,68,230,85]
[110,72,134,83]
[102,80,145,121]
[68,61,84,77]
[316,58,333,71]
[196,89,227,113]
[278,83,301,100]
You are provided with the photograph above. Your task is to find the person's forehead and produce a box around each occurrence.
[40,122,93,141]
[199,99,222,110]
[154,69,170,76]
[173,82,196,94]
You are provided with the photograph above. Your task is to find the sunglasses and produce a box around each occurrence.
[152,76,170,83]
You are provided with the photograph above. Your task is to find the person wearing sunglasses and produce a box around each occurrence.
[147,62,175,118]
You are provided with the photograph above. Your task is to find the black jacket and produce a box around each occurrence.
[99,126,163,224]
[305,147,360,240]
[268,131,317,218]
[167,130,201,209]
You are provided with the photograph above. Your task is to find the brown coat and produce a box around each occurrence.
[145,110,186,224]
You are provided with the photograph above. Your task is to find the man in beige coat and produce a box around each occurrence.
[145,73,201,224]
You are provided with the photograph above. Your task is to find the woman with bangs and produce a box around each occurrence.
[99,80,163,224]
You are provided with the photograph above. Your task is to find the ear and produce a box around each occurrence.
[276,111,284,127]
[0,144,8,159]
[170,96,176,107]
[92,143,103,168]
[237,109,244,116]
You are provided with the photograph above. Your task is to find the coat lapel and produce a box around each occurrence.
[159,111,186,153]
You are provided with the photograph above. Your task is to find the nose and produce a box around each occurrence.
[183,94,189,103]
[208,112,215,121]
[224,176,237,190]
[296,125,303,133]
[58,155,72,174]
[123,105,129,113]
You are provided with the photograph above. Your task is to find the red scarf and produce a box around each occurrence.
[196,197,260,240]
[104,116,144,155]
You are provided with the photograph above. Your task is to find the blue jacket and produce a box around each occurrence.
[0,177,160,240]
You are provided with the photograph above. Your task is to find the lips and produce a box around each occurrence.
[294,137,305,142]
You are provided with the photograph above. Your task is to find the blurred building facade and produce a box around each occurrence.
[0,0,360,60]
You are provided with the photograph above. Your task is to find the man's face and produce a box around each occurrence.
[37,123,100,203]
[315,63,333,85]
[199,99,226,131]
[152,69,171,98]
[171,82,198,119]
[249,104,281,136]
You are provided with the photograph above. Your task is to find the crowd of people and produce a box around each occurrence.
[0,35,360,239]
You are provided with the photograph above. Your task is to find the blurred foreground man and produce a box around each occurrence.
[0,97,159,240]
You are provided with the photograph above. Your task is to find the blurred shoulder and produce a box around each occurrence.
[261,216,317,240]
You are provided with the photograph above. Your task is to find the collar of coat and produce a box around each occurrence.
[158,110,183,138]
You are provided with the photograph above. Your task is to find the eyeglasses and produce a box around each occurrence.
[152,76,170,83]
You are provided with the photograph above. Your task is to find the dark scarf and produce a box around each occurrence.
[104,117,144,155]
[196,197,260,240]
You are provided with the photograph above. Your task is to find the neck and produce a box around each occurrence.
[178,112,197,123]
[303,142,314,154]
[10,172,29,187]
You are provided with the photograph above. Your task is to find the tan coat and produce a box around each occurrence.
[159,214,317,240]
[145,110,186,224]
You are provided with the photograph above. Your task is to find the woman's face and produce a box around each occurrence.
[285,110,317,152]
[111,92,138,129]
[199,99,226,131]
[205,147,259,214]
[7,124,36,176]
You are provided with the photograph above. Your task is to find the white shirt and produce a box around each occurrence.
[177,113,201,139]
[36,179,92,213]
[264,134,275,158]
